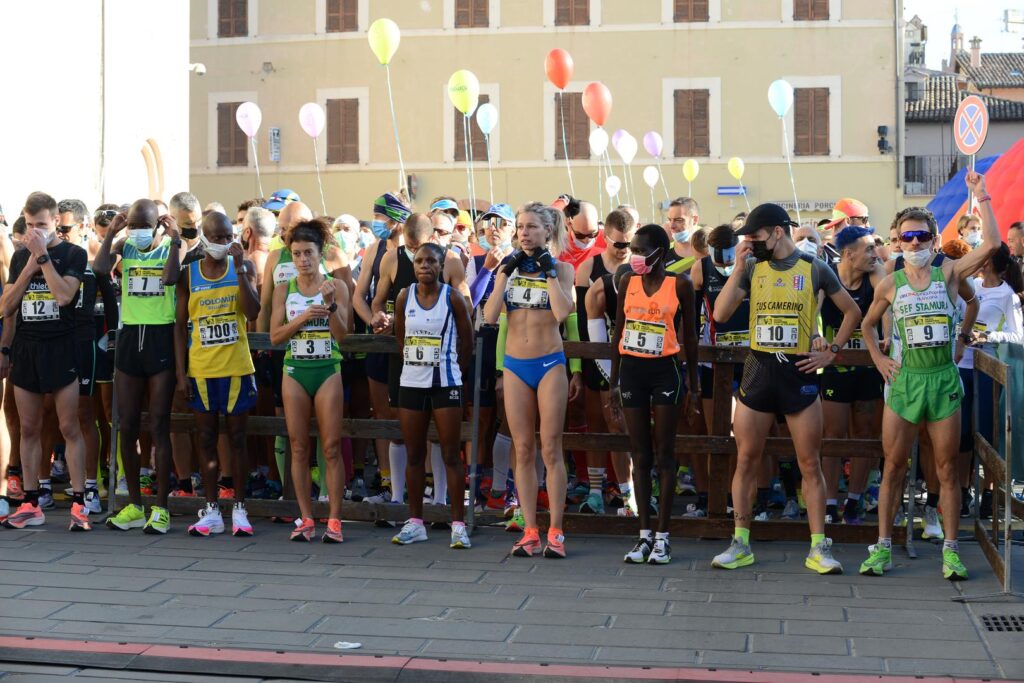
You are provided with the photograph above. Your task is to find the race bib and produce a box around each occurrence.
[844,330,864,350]
[622,320,666,356]
[905,314,949,348]
[290,330,332,360]
[508,276,548,309]
[198,313,239,347]
[755,314,799,350]
[76,282,85,309]
[404,334,442,367]
[22,290,59,321]
[716,330,749,347]
[127,267,164,297]
[274,262,298,285]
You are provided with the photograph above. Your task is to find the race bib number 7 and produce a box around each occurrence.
[754,314,798,350]
[127,267,164,297]
[622,320,666,356]
[905,314,949,348]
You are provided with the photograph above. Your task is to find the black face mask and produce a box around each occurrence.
[181,227,198,240]
[751,230,779,262]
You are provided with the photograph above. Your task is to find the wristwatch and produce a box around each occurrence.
[0,347,10,357]
[958,332,972,345]
[327,302,338,313]
[829,343,841,355]
[36,254,50,265]
[170,238,182,248]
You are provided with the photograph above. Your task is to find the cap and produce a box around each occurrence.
[480,203,515,224]
[263,189,300,212]
[735,203,799,236]
[822,198,869,229]
[429,198,460,217]
[455,210,473,230]
[333,214,359,230]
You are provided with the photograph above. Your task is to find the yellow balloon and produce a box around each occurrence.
[683,158,700,183]
[728,157,745,181]
[447,69,480,116]
[368,18,401,65]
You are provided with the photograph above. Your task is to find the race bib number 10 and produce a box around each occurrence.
[754,314,798,349]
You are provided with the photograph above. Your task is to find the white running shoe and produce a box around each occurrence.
[392,520,428,545]
[450,525,471,549]
[682,504,706,518]
[84,489,103,515]
[648,538,671,564]
[921,506,944,540]
[624,536,652,563]
[188,504,225,537]
[364,491,392,505]
[232,503,253,536]
[115,477,128,496]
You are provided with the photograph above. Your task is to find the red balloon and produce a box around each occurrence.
[545,48,574,90]
[582,81,612,127]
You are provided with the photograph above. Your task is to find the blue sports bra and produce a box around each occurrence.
[504,270,551,312]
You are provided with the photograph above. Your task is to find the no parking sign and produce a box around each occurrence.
[954,95,989,157]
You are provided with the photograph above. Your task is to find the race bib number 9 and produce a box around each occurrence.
[404,334,442,367]
[622,320,666,356]
[127,267,164,297]
[507,277,549,309]
[290,330,332,360]
[905,314,949,348]
[22,290,59,321]
[754,314,798,350]
[198,313,240,347]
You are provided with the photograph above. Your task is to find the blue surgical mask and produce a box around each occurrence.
[371,219,391,240]
[478,236,492,251]
[498,240,512,251]
[673,229,690,244]
[358,232,374,249]
[129,228,153,250]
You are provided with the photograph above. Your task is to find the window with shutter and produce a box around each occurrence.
[454,94,490,162]
[554,92,589,160]
[793,88,829,156]
[455,0,489,28]
[555,0,589,26]
[794,0,828,20]
[674,0,709,22]
[326,99,359,164]
[673,89,710,157]
[326,0,358,32]
[217,0,247,38]
[217,102,248,167]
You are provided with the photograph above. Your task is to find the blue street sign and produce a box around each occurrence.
[717,186,747,196]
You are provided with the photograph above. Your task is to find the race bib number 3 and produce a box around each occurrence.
[198,313,240,347]
[622,320,666,356]
[755,314,799,349]
[905,314,949,348]
[508,277,549,309]
[290,331,332,360]
[404,335,442,367]
[22,291,59,321]
[127,267,164,297]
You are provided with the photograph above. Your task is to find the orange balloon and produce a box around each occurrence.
[545,48,574,90]
[582,82,612,127]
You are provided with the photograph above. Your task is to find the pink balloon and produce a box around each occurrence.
[235,102,262,138]
[611,129,627,150]
[299,102,326,139]
[643,131,663,157]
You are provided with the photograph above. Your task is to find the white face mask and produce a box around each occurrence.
[715,264,734,277]
[129,228,153,250]
[200,234,232,260]
[887,250,900,260]
[964,231,982,248]
[795,239,819,257]
[902,248,932,268]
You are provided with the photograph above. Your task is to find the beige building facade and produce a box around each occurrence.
[190,0,904,227]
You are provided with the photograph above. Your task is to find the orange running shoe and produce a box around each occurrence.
[322,518,344,544]
[169,489,197,498]
[511,527,541,557]
[218,486,235,500]
[7,474,24,501]
[68,502,92,532]
[543,528,566,559]
[290,517,315,542]
[4,501,44,529]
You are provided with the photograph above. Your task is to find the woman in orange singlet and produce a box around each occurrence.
[610,224,700,566]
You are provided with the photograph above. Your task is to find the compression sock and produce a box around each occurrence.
[389,443,407,504]
[943,539,959,552]
[72,491,85,506]
[430,443,448,505]
[811,533,825,549]
[734,527,750,545]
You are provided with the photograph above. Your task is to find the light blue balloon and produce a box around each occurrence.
[767,79,794,118]
[476,102,498,136]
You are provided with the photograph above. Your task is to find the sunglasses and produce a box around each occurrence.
[610,240,630,250]
[56,225,76,234]
[899,230,934,243]
[573,231,598,241]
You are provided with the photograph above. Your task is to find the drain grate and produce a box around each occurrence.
[982,615,1024,632]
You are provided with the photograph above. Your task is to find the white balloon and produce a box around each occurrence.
[475,102,498,136]
[589,128,609,156]
[617,134,638,165]
[298,102,326,138]
[642,165,659,188]
[767,79,795,118]
[235,102,262,138]
[604,175,622,197]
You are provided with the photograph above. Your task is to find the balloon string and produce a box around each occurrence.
[250,137,264,199]
[649,186,657,224]
[557,91,575,195]
[466,115,477,216]
[626,164,637,210]
[596,157,604,219]
[688,181,692,198]
[462,115,474,215]
[780,118,801,224]
[656,158,671,203]
[312,137,327,216]
[740,183,752,212]
[484,134,494,207]
[384,64,407,194]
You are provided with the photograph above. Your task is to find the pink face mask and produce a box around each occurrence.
[630,251,656,275]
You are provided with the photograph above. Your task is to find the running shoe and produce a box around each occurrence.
[169,489,197,498]
[484,489,507,511]
[218,485,235,501]
[682,503,706,518]
[543,529,566,559]
[624,536,653,563]
[106,503,145,530]
[942,548,969,581]
[68,502,91,532]
[754,507,770,522]
[83,489,103,515]
[322,519,344,544]
[781,499,801,520]
[567,481,588,504]
[979,490,993,520]
[450,525,472,549]
[712,537,755,570]
[921,507,944,540]
[676,469,696,495]
[863,486,879,512]
[4,502,44,529]
[114,477,128,496]
[649,538,671,564]
[50,459,69,483]
[363,491,392,505]
[232,503,253,536]
[859,544,893,576]
[959,492,973,518]
[143,506,170,534]
[0,498,8,523]
[843,498,862,525]
[139,475,155,496]
[7,474,24,501]
[893,508,907,527]
[503,498,519,519]
[505,508,525,532]
[290,518,315,542]
[349,477,368,502]
[188,504,225,537]
[616,506,637,517]
[536,489,551,511]
[38,488,55,511]
[579,490,605,514]
[805,538,843,574]
[604,484,623,509]
[392,520,428,545]
[511,528,541,557]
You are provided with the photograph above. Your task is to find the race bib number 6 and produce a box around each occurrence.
[905,314,949,348]
[127,267,164,297]
[404,334,442,367]
[754,314,798,349]
[622,320,666,356]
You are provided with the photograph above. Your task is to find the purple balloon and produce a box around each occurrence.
[611,129,627,150]
[643,131,663,157]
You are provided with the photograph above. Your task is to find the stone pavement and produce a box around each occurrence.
[0,509,1022,681]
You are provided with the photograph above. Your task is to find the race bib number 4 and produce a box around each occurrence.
[905,314,949,348]
[755,314,798,349]
[127,267,164,297]
[22,290,59,321]
[404,334,442,367]
[507,277,548,309]
[198,313,239,347]
[622,320,666,356]
[290,330,332,360]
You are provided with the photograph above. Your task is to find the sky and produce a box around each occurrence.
[905,0,1024,69]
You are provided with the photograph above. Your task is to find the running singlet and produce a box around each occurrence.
[700,256,749,349]
[8,240,87,340]
[283,278,340,366]
[187,256,255,378]
[821,265,877,371]
[121,236,175,325]
[746,254,818,354]
[618,275,680,358]
[74,264,98,342]
[400,283,462,389]
[272,247,329,285]
[504,269,551,312]
[890,266,956,370]
[386,248,419,318]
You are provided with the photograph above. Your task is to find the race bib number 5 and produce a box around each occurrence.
[404,335,442,367]
[622,320,666,356]
[905,314,949,348]
[198,313,239,347]
[127,267,164,297]
[22,291,59,321]
[755,314,798,349]
[508,277,549,309]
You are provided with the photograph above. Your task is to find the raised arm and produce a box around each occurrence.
[954,172,1000,278]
